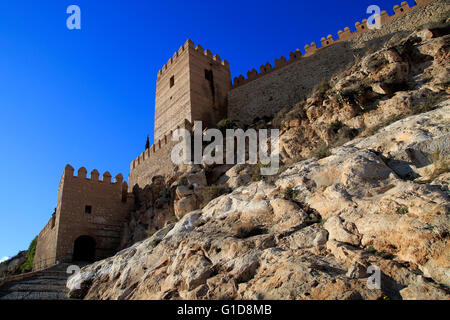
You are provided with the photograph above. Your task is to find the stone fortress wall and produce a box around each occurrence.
[227,0,438,124]
[129,119,193,189]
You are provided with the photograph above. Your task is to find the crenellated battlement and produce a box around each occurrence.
[156,39,230,81]
[231,0,429,88]
[34,163,134,270]
[63,164,125,185]
[130,119,193,172]
[154,37,231,142]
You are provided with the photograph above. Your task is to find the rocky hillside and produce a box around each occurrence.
[0,251,28,278]
[68,22,449,300]
[275,22,449,162]
[68,101,449,300]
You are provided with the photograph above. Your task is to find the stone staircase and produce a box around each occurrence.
[0,263,80,300]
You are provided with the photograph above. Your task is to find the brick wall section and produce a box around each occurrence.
[129,119,193,189]
[33,214,59,270]
[154,44,191,142]
[227,0,443,124]
[33,165,134,270]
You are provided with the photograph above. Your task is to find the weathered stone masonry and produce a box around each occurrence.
[129,119,193,189]
[154,39,231,141]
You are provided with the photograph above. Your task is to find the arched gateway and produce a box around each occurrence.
[73,235,96,262]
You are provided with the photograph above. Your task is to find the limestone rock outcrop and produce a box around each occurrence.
[120,176,175,248]
[279,28,449,161]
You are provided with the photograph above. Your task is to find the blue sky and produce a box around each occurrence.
[0,0,412,259]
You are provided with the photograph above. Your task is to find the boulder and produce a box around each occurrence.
[174,195,198,220]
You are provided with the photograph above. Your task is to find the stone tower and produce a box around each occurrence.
[154,39,232,141]
[33,165,134,270]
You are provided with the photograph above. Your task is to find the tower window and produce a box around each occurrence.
[170,76,175,88]
[205,69,213,81]
[85,205,92,214]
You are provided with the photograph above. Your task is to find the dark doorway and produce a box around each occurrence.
[73,235,96,262]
